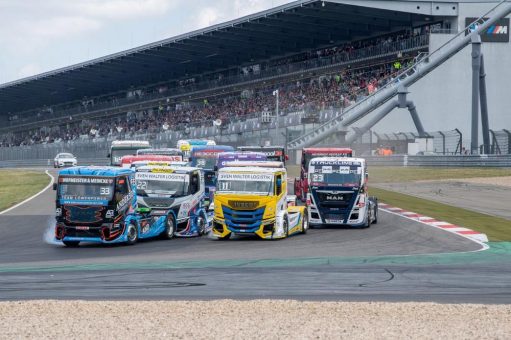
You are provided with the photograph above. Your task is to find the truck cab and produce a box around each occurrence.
[135,165,209,237]
[177,139,216,161]
[237,146,287,164]
[108,140,151,166]
[212,162,307,240]
[54,167,139,246]
[294,147,353,202]
[307,157,377,228]
[216,151,268,170]
[120,154,183,168]
[189,145,235,208]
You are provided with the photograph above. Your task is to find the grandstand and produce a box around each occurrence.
[1,0,510,161]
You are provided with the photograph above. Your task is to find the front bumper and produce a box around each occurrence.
[212,217,276,239]
[55,223,127,244]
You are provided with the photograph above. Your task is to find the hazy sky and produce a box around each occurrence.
[0,0,292,84]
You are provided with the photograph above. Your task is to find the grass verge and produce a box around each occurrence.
[371,166,511,183]
[0,170,50,211]
[371,187,511,242]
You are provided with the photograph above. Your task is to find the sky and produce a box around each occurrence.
[0,0,292,84]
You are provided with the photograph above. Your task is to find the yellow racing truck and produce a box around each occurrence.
[212,162,308,240]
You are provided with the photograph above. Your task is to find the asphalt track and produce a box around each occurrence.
[0,169,510,303]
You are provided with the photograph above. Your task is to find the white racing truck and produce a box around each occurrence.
[307,157,377,228]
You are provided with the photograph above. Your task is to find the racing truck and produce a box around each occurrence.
[237,146,287,164]
[120,154,184,168]
[294,147,353,202]
[54,166,141,246]
[177,139,216,160]
[108,140,151,166]
[215,151,268,170]
[307,157,377,228]
[189,145,235,207]
[136,148,184,158]
[212,161,307,240]
[135,165,209,237]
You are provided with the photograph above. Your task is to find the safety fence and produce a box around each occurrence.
[366,154,511,167]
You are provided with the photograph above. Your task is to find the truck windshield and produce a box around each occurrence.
[58,177,114,201]
[303,152,352,170]
[310,165,362,187]
[191,155,218,169]
[135,173,188,197]
[216,173,273,195]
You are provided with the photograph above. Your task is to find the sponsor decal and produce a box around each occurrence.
[228,201,258,209]
[150,168,175,174]
[136,172,187,181]
[59,177,113,184]
[218,173,273,182]
[116,192,134,211]
[466,17,509,42]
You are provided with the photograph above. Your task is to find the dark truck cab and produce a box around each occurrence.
[54,166,138,246]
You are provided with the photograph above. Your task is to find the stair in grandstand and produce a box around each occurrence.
[286,1,511,150]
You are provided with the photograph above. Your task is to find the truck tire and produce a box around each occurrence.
[301,210,308,234]
[63,241,80,247]
[284,217,289,237]
[126,223,138,245]
[163,215,175,240]
[196,212,207,236]
[217,233,231,240]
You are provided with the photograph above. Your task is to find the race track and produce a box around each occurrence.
[1,169,510,303]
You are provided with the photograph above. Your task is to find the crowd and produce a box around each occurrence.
[0,57,415,147]
[5,28,429,128]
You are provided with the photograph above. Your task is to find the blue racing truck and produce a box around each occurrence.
[307,157,378,228]
[135,165,209,237]
[54,167,140,246]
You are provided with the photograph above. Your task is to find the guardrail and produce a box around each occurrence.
[3,155,511,168]
[0,158,108,168]
[366,155,511,167]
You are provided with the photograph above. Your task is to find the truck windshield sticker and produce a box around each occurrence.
[136,172,188,182]
[218,173,273,182]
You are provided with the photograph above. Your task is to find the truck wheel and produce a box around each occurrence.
[163,216,175,240]
[362,210,371,229]
[196,213,207,236]
[63,241,80,247]
[283,218,289,237]
[301,210,308,234]
[126,223,138,245]
[300,189,306,203]
[373,206,378,225]
[217,233,231,240]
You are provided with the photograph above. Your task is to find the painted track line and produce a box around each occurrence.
[0,170,54,216]
[379,203,489,247]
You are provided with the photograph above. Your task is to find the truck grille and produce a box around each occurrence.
[64,205,104,224]
[316,192,353,207]
[222,206,265,232]
[142,197,172,208]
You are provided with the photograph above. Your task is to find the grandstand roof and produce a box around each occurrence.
[0,0,435,115]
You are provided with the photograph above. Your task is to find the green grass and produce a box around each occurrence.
[0,170,50,211]
[371,166,511,183]
[371,187,511,242]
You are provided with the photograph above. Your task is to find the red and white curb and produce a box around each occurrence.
[379,203,489,243]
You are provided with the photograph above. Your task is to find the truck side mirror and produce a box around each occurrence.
[53,183,57,191]
[107,153,111,158]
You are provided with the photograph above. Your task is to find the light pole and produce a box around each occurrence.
[273,89,279,145]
